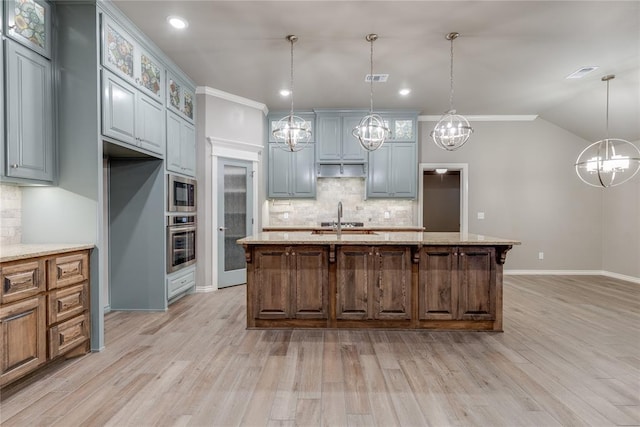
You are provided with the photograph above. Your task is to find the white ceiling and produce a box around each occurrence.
[112,1,640,143]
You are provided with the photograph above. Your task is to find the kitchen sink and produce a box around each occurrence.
[311,229,378,235]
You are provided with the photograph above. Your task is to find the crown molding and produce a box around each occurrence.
[418,115,538,122]
[196,86,269,115]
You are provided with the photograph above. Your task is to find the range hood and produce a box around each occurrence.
[317,163,366,178]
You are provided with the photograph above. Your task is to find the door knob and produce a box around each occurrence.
[218,227,228,231]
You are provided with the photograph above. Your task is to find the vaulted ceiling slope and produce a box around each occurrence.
[113,1,640,143]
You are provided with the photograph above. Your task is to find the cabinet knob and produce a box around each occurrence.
[11,164,18,168]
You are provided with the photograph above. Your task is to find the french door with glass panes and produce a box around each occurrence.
[217,158,253,288]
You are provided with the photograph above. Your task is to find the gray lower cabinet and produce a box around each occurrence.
[5,40,54,182]
[367,142,417,198]
[166,111,196,176]
[167,267,195,301]
[268,144,316,198]
[101,70,165,156]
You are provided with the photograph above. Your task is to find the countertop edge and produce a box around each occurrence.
[238,232,521,246]
[0,243,95,263]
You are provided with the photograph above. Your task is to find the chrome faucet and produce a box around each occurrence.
[337,201,343,238]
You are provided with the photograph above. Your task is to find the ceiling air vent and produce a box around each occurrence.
[365,74,389,83]
[566,66,599,79]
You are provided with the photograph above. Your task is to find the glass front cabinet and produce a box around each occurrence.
[4,0,52,58]
[101,14,165,102]
[167,72,195,123]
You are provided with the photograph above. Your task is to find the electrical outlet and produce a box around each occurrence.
[477,212,485,220]
[538,252,544,260]
[384,211,390,219]
[283,212,289,220]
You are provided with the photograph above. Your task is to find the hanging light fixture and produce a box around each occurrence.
[352,34,390,152]
[272,35,312,152]
[431,32,473,151]
[575,75,640,188]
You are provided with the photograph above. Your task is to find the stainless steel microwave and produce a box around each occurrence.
[168,175,196,212]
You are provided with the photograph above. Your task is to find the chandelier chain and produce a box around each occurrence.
[605,77,609,140]
[369,36,374,113]
[449,35,454,111]
[289,37,295,116]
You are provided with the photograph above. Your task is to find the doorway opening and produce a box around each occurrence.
[418,163,468,234]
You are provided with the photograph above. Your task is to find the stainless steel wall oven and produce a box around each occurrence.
[167,215,196,273]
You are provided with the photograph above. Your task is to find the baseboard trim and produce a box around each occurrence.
[505,269,640,284]
[195,284,217,293]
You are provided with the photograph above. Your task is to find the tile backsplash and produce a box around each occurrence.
[266,178,416,226]
[0,184,22,245]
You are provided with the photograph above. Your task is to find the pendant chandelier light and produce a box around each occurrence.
[272,35,312,152]
[352,34,390,152]
[575,75,640,188]
[431,32,473,151]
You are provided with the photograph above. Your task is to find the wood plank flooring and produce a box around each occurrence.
[1,275,638,426]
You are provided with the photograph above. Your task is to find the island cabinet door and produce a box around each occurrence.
[253,247,292,319]
[291,247,329,319]
[337,246,375,320]
[457,247,496,320]
[374,247,412,320]
[418,247,457,320]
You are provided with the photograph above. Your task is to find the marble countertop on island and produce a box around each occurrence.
[262,225,425,232]
[0,243,95,263]
[238,231,520,246]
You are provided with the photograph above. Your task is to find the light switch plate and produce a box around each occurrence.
[477,212,485,220]
[384,211,390,219]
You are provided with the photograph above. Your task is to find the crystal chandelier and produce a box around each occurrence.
[352,34,390,152]
[272,35,312,152]
[575,75,640,187]
[431,32,473,151]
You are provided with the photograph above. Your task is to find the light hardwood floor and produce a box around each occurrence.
[1,275,638,426]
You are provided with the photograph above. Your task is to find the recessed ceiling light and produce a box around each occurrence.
[167,16,188,30]
[279,89,291,97]
[435,168,448,174]
[566,66,599,79]
[399,88,411,96]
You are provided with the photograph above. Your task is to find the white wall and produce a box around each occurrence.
[195,88,266,292]
[601,140,640,278]
[419,118,603,271]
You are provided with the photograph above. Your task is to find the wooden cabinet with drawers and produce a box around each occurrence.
[0,248,91,387]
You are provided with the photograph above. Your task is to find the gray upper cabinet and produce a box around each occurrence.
[367,143,417,199]
[166,111,196,176]
[4,0,52,59]
[101,70,165,155]
[136,93,165,154]
[316,112,367,163]
[0,31,4,178]
[5,40,54,182]
[100,14,164,103]
[268,145,316,198]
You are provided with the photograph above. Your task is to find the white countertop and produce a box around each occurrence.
[238,231,520,246]
[0,243,95,263]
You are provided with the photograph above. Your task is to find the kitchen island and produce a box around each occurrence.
[238,232,520,331]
